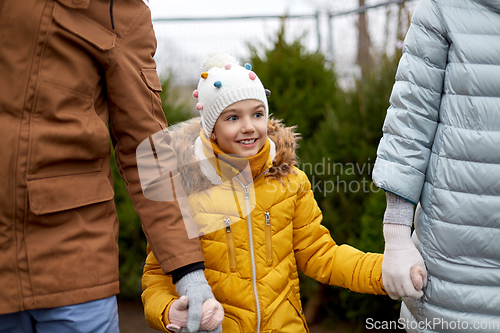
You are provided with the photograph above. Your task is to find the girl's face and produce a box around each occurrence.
[212,99,267,158]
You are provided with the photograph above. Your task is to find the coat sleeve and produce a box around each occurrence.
[292,170,385,295]
[372,0,450,204]
[142,244,179,332]
[104,6,203,273]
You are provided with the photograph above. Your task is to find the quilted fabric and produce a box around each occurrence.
[143,118,385,333]
[373,0,500,331]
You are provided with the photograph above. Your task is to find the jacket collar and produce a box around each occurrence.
[55,0,90,9]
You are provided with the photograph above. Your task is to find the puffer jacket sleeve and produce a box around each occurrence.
[142,244,179,332]
[292,169,385,295]
[105,6,203,273]
[372,0,450,204]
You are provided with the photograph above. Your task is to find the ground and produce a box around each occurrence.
[118,299,157,333]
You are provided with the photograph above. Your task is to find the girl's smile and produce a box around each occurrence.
[237,138,258,146]
[212,99,267,158]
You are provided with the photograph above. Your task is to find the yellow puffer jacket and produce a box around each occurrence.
[142,118,385,333]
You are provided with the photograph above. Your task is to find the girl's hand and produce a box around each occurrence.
[166,296,224,332]
[410,265,427,292]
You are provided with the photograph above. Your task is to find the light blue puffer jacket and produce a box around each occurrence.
[372,0,500,332]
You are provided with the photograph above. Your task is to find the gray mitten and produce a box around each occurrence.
[175,270,222,333]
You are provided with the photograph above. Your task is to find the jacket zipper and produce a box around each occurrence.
[264,212,273,266]
[235,170,267,333]
[240,182,261,333]
[224,217,237,272]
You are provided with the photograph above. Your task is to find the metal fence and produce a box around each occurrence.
[151,0,418,87]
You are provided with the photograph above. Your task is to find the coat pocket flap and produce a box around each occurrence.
[53,2,115,51]
[55,0,90,9]
[287,289,310,333]
[141,69,163,92]
[27,172,114,215]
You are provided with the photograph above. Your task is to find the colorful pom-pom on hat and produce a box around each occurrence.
[196,51,269,137]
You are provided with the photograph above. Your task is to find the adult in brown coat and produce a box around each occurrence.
[0,0,219,332]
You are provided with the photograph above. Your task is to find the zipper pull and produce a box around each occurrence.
[264,212,273,266]
[265,212,271,226]
[243,185,249,200]
[224,218,231,233]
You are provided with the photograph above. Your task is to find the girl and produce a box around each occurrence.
[142,52,387,333]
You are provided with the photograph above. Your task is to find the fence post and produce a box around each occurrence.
[327,12,334,62]
[316,11,321,53]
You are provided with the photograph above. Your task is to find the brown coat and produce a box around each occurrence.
[0,0,203,315]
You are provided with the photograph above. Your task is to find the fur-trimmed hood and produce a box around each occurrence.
[168,117,300,195]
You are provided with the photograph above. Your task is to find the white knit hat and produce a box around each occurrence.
[193,51,269,137]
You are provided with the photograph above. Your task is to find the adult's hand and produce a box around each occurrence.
[383,223,427,299]
[166,296,223,333]
[175,270,223,332]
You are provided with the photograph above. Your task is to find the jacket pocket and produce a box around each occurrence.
[265,211,273,266]
[141,69,163,92]
[140,68,163,120]
[224,217,237,272]
[26,171,114,215]
[222,313,243,332]
[29,82,110,177]
[273,286,309,333]
[286,287,309,333]
[52,2,115,51]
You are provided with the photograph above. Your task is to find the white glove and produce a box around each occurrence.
[383,224,427,299]
[382,192,427,300]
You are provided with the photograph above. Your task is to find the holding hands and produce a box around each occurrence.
[382,223,427,299]
[166,296,223,333]
[167,270,223,333]
[382,193,427,300]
